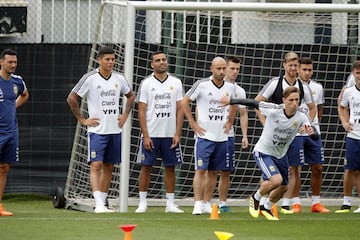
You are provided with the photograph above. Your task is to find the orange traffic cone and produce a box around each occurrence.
[119,224,137,240]
[210,203,220,220]
[271,204,279,219]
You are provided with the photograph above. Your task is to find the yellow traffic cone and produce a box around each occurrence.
[210,203,220,220]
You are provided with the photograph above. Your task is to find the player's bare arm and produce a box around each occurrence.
[338,104,352,132]
[118,90,135,128]
[171,100,184,149]
[181,96,205,136]
[16,89,29,108]
[138,101,154,151]
[67,91,99,127]
[254,94,267,126]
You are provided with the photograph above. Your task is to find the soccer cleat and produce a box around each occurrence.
[135,203,147,213]
[249,194,260,218]
[165,205,184,213]
[335,205,351,213]
[192,202,202,215]
[260,206,279,221]
[94,205,115,213]
[292,203,302,213]
[280,206,293,214]
[353,207,360,213]
[311,203,330,213]
[0,204,13,216]
[218,205,231,214]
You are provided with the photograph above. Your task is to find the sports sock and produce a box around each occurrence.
[166,192,175,206]
[282,197,290,207]
[343,196,352,206]
[139,191,147,204]
[311,196,320,205]
[219,201,227,208]
[292,197,301,205]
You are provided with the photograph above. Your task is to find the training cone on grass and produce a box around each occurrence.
[214,231,234,240]
[271,204,279,219]
[119,224,137,240]
[210,203,220,220]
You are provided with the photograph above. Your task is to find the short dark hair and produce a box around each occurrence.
[283,86,300,98]
[151,51,165,61]
[226,56,241,64]
[97,47,114,58]
[0,49,17,59]
[299,57,313,65]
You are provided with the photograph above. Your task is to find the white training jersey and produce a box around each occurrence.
[72,68,132,134]
[136,73,183,137]
[253,107,310,159]
[185,77,236,142]
[340,86,360,140]
[299,80,324,134]
[227,82,246,137]
[260,77,314,106]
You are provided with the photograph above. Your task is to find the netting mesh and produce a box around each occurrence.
[64,2,359,210]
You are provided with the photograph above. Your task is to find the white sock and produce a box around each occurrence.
[282,198,290,207]
[344,196,352,206]
[311,196,320,205]
[93,191,103,207]
[100,192,108,206]
[166,192,175,206]
[260,197,267,206]
[219,201,227,208]
[292,197,301,205]
[139,191,147,205]
[264,198,274,210]
[254,190,262,201]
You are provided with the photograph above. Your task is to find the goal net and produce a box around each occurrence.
[63,0,360,212]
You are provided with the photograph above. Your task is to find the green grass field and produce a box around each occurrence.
[0,194,358,240]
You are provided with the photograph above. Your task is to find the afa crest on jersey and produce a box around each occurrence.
[169,85,174,91]
[292,120,299,129]
[114,83,118,89]
[13,85,18,95]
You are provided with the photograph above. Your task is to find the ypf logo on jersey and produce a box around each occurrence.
[13,85,18,95]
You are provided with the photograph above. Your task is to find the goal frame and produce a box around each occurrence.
[65,0,360,213]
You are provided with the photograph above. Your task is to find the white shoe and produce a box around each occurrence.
[353,207,360,213]
[94,205,115,213]
[165,205,184,213]
[202,203,212,214]
[135,204,147,213]
[192,202,202,215]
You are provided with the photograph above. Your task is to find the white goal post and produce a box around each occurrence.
[61,0,360,212]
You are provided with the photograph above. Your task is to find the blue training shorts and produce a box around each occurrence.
[287,135,324,166]
[345,137,360,170]
[137,137,183,167]
[253,151,289,185]
[227,137,235,172]
[88,132,121,164]
[194,137,229,171]
[0,131,19,164]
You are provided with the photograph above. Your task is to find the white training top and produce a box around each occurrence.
[339,85,360,140]
[136,73,183,137]
[228,82,246,137]
[253,107,310,159]
[185,77,236,142]
[299,79,324,134]
[72,68,132,134]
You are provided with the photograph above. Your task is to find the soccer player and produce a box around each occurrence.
[254,52,321,214]
[135,51,184,213]
[218,56,248,213]
[67,47,135,213]
[220,86,315,221]
[336,60,360,213]
[0,49,29,216]
[285,57,329,213]
[181,57,236,215]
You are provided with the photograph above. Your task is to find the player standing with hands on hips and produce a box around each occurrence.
[220,86,317,221]
[67,47,135,213]
[0,49,29,216]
